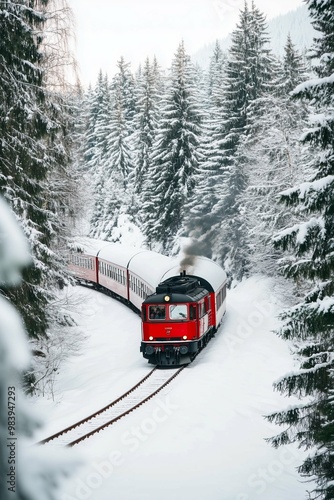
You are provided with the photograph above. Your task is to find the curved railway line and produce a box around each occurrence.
[39,366,185,447]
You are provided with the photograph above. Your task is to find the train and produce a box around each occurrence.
[68,238,227,366]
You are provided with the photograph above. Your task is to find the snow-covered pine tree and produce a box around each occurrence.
[219,0,275,281]
[282,33,310,94]
[0,0,73,338]
[41,0,81,260]
[142,41,203,253]
[64,82,93,235]
[0,0,79,397]
[89,58,136,241]
[0,0,50,336]
[82,71,112,175]
[82,74,110,236]
[208,40,226,110]
[185,1,275,281]
[133,57,161,195]
[111,56,136,131]
[181,63,223,261]
[266,2,334,498]
[242,35,310,275]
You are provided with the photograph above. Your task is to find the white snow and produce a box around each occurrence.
[295,216,325,244]
[274,216,326,245]
[0,196,81,500]
[0,196,31,285]
[0,197,31,369]
[291,73,334,95]
[280,175,334,200]
[69,237,108,256]
[0,296,30,371]
[29,276,313,500]
[317,295,334,313]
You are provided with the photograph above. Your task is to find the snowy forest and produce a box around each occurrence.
[0,0,333,499]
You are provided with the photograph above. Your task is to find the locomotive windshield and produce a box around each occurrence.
[169,304,187,319]
[149,306,166,319]
[148,304,188,321]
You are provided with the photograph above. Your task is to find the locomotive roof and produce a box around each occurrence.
[161,256,227,293]
[143,288,208,304]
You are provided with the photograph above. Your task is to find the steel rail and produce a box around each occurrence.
[39,366,185,447]
[38,367,157,445]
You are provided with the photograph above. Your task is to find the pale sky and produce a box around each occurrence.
[68,0,305,87]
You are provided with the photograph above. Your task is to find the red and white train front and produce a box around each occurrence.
[141,263,227,366]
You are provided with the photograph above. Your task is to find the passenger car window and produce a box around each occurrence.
[169,305,187,320]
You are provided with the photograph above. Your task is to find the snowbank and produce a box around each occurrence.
[30,276,312,500]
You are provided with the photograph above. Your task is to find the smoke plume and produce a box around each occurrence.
[178,237,211,273]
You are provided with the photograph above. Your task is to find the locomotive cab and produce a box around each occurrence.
[141,273,214,366]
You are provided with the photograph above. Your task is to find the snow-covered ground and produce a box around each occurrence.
[30,277,313,500]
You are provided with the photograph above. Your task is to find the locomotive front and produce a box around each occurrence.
[140,273,214,366]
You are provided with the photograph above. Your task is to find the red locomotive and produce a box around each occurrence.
[69,238,227,366]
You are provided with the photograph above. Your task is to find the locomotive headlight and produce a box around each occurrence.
[164,295,171,302]
[182,335,188,340]
[149,336,154,341]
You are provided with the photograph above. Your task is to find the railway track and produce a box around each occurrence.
[39,366,184,447]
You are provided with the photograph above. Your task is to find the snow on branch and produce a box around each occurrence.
[291,73,334,97]
[273,216,325,246]
[279,175,334,201]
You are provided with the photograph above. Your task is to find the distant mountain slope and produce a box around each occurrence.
[192,4,316,67]
[268,4,315,57]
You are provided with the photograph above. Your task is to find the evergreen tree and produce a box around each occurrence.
[82,71,112,175]
[208,40,226,109]
[281,33,309,94]
[0,0,74,339]
[186,1,275,280]
[89,58,135,241]
[182,42,227,261]
[133,58,160,195]
[111,56,136,130]
[0,0,79,398]
[106,59,135,182]
[142,41,203,253]
[218,0,274,281]
[243,35,310,275]
[267,2,334,498]
[65,83,93,236]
